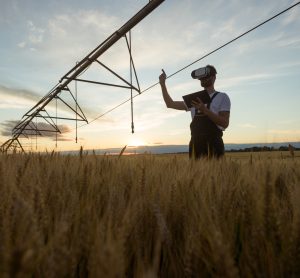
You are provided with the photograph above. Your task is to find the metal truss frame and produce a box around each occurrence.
[0,0,164,153]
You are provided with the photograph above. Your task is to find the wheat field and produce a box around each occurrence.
[0,151,299,277]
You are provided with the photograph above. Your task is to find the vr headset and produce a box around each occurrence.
[191,66,216,80]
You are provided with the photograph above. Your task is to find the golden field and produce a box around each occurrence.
[0,151,299,277]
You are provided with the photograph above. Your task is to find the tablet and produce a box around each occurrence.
[182,90,211,108]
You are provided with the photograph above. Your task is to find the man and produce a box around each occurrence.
[159,65,230,159]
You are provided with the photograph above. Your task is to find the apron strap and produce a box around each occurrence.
[207,91,219,109]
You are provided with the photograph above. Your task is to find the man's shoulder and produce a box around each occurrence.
[215,91,231,111]
[216,91,229,97]
[215,91,230,101]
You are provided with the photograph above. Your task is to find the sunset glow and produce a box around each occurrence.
[128,136,147,147]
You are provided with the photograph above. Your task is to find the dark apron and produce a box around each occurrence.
[189,92,224,159]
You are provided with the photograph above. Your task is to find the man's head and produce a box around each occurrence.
[191,65,217,88]
[200,65,217,88]
[203,65,217,77]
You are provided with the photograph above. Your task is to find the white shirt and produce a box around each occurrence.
[187,91,231,131]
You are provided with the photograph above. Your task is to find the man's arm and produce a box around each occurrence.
[205,110,230,129]
[159,70,187,111]
[192,97,230,128]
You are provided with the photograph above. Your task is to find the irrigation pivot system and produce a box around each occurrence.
[0,0,165,153]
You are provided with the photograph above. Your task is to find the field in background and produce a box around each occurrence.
[226,150,300,159]
[0,151,300,277]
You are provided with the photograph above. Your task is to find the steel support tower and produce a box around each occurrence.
[1,0,165,153]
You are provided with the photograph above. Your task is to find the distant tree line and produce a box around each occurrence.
[227,145,299,152]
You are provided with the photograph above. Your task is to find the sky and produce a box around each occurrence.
[0,0,300,151]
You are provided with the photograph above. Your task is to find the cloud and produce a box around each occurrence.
[10,6,212,75]
[266,128,300,142]
[13,10,121,71]
[0,85,45,111]
[43,10,121,63]
[0,120,72,142]
[281,7,300,27]
[272,60,300,70]
[276,120,297,125]
[18,41,26,48]
[0,84,110,122]
[77,96,184,134]
[219,73,275,89]
[238,123,256,128]
[28,21,44,43]
[153,142,163,145]
[18,21,45,48]
[277,37,300,49]
[0,120,18,136]
[268,129,300,135]
[0,84,42,103]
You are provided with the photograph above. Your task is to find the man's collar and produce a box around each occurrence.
[207,90,216,96]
